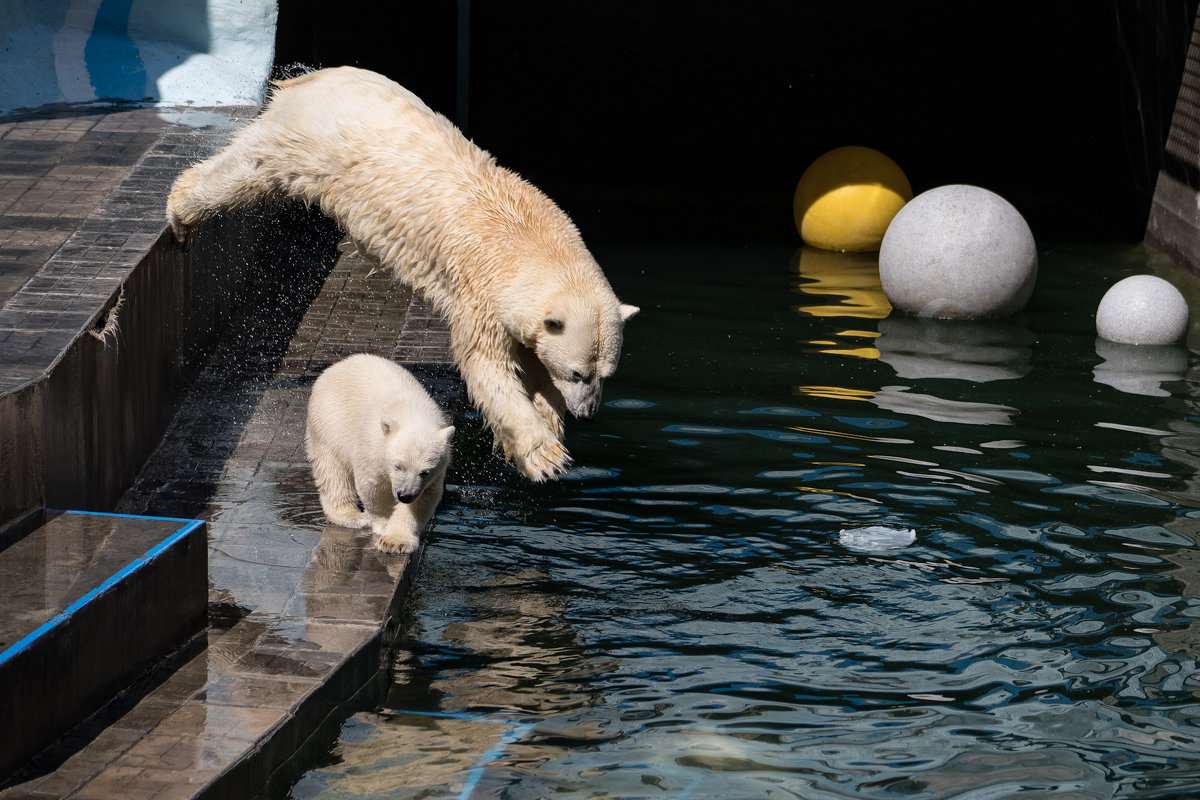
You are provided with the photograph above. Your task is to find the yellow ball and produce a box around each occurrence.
[793,146,913,252]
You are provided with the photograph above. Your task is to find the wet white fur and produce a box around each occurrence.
[305,354,453,554]
[167,66,637,481]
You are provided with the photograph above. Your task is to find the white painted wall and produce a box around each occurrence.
[0,0,277,113]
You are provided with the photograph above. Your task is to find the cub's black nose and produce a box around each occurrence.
[396,491,417,504]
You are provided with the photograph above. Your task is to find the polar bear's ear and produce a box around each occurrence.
[381,417,397,436]
[543,313,564,334]
[620,304,640,322]
[439,425,455,443]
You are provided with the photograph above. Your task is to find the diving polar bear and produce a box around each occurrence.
[167,66,638,481]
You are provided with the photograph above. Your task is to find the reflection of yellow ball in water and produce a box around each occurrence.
[793,146,913,252]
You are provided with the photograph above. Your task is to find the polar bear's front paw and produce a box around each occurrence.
[323,505,371,529]
[375,530,418,555]
[513,436,573,482]
[166,206,200,251]
[165,177,204,251]
[532,391,566,440]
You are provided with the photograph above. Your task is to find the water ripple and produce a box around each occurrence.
[292,243,1200,800]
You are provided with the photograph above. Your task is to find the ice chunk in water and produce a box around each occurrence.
[839,525,916,551]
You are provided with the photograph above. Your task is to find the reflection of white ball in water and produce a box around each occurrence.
[875,316,1033,382]
[879,185,1037,319]
[1095,275,1189,345]
[1093,337,1188,397]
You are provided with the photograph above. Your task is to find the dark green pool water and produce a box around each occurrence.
[288,242,1200,799]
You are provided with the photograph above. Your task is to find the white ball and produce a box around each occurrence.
[879,185,1037,319]
[1095,275,1189,345]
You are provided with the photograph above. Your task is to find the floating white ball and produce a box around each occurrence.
[879,185,1037,319]
[1095,275,1188,345]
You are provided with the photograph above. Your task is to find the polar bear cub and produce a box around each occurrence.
[166,66,636,483]
[306,354,454,554]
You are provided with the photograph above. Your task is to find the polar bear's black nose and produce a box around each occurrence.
[396,491,417,504]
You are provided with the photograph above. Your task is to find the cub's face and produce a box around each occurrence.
[381,420,454,503]
[535,296,639,420]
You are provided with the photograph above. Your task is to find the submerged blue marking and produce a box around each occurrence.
[385,709,533,800]
[456,721,534,799]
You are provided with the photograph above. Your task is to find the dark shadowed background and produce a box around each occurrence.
[276,1,1199,245]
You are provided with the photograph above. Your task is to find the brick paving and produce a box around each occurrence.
[0,108,167,307]
[0,106,248,394]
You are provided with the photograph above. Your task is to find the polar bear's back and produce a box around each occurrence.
[264,67,482,179]
[272,67,429,130]
[249,67,504,305]
[307,354,448,452]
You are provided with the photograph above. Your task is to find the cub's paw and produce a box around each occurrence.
[513,436,573,482]
[323,507,371,530]
[375,530,418,555]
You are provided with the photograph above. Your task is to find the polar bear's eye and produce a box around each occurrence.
[543,317,564,333]
[419,468,431,477]
[572,370,594,384]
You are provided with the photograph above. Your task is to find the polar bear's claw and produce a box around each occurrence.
[165,207,195,251]
[165,180,202,252]
[517,439,572,482]
[375,531,418,555]
[172,222,199,252]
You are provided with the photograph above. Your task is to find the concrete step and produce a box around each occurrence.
[0,509,207,780]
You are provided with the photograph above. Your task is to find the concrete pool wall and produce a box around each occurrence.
[0,0,276,113]
[0,108,273,530]
[1147,9,1200,275]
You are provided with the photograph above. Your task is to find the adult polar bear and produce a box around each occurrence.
[167,66,638,481]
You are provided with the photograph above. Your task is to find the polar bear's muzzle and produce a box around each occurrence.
[391,471,427,504]
[557,378,603,421]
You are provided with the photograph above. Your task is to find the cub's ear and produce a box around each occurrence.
[380,417,398,436]
[439,425,455,443]
[619,303,640,322]
[543,312,564,333]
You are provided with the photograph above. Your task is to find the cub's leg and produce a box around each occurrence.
[355,473,397,534]
[377,461,448,554]
[376,502,420,554]
[308,442,369,529]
